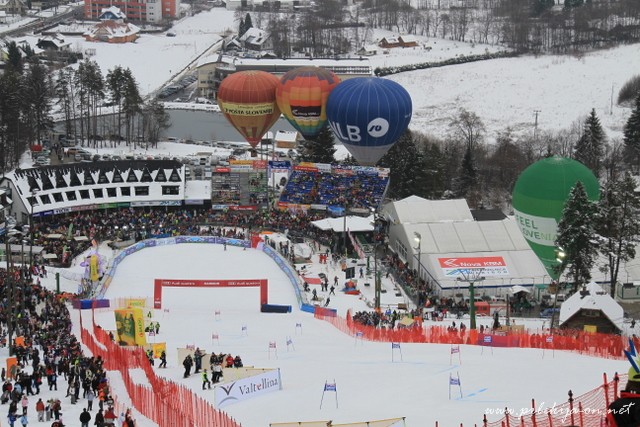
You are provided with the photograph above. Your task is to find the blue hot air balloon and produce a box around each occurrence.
[326,77,412,166]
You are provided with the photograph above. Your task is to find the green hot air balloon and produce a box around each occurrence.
[512,156,600,280]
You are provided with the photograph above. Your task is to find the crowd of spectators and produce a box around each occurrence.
[0,266,132,426]
[30,207,337,267]
[279,170,389,210]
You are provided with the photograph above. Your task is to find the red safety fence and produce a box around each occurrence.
[78,308,242,427]
[478,373,623,427]
[314,311,632,427]
[316,310,627,360]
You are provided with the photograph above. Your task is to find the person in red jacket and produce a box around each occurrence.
[607,369,640,427]
[225,354,234,368]
[35,398,45,422]
[103,406,117,426]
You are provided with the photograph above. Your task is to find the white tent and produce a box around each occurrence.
[311,215,374,233]
[509,285,531,294]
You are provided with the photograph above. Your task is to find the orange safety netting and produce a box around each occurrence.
[317,310,626,360]
[79,307,242,427]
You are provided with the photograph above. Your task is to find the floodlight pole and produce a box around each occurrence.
[29,188,38,267]
[457,268,485,330]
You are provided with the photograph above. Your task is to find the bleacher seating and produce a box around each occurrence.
[278,164,389,210]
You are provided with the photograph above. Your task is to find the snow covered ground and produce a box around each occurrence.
[6,7,639,144]
[0,238,629,427]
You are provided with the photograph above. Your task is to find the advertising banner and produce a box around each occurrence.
[214,368,282,407]
[125,298,147,309]
[152,342,166,358]
[154,278,268,309]
[90,254,99,282]
[114,308,147,346]
[438,256,510,277]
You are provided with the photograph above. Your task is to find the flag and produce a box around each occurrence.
[356,331,363,338]
[324,383,337,391]
[451,346,460,354]
[286,338,293,345]
[449,375,460,386]
[545,336,554,343]
[269,342,276,349]
[392,343,401,349]
[212,334,219,339]
[295,322,302,328]
[483,336,492,343]
[241,325,247,331]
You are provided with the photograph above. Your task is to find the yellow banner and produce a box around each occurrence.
[132,308,147,346]
[152,342,166,358]
[583,324,597,333]
[114,309,137,346]
[90,255,99,282]
[125,298,147,309]
[220,101,276,116]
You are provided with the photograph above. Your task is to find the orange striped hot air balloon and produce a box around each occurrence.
[276,66,341,139]
[217,70,281,147]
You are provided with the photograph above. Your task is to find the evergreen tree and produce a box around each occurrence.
[22,61,53,145]
[55,69,75,138]
[623,93,640,171]
[142,99,171,148]
[0,70,28,172]
[121,69,143,147]
[574,108,605,177]
[378,130,428,199]
[5,42,23,74]
[597,172,640,297]
[555,181,599,293]
[244,13,253,31]
[299,125,336,164]
[453,145,477,198]
[106,66,128,145]
[422,142,447,199]
[239,16,246,37]
[564,0,583,8]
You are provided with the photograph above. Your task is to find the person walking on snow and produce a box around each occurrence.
[182,355,193,378]
[79,408,91,427]
[202,369,211,390]
[158,351,167,369]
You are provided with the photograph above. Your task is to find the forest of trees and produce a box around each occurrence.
[239,0,640,57]
[0,48,170,173]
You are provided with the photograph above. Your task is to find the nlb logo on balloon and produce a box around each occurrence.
[329,118,389,142]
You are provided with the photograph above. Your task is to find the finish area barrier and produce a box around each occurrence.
[153,278,268,309]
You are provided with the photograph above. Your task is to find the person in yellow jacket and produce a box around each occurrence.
[201,369,211,390]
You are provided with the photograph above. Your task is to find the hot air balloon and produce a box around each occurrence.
[276,66,341,139]
[217,70,281,147]
[326,77,412,166]
[512,156,600,280]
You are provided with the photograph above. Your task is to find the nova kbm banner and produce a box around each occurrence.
[214,368,282,407]
[438,257,509,277]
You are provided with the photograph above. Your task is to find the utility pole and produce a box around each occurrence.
[457,268,485,330]
[533,110,541,141]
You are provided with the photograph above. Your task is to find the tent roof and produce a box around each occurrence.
[311,215,373,233]
[382,196,473,225]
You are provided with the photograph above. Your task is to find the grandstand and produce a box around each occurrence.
[277,163,390,213]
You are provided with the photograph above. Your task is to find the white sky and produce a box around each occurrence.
[0,239,626,427]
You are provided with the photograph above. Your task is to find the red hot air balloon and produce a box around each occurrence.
[217,70,281,147]
[276,66,341,139]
